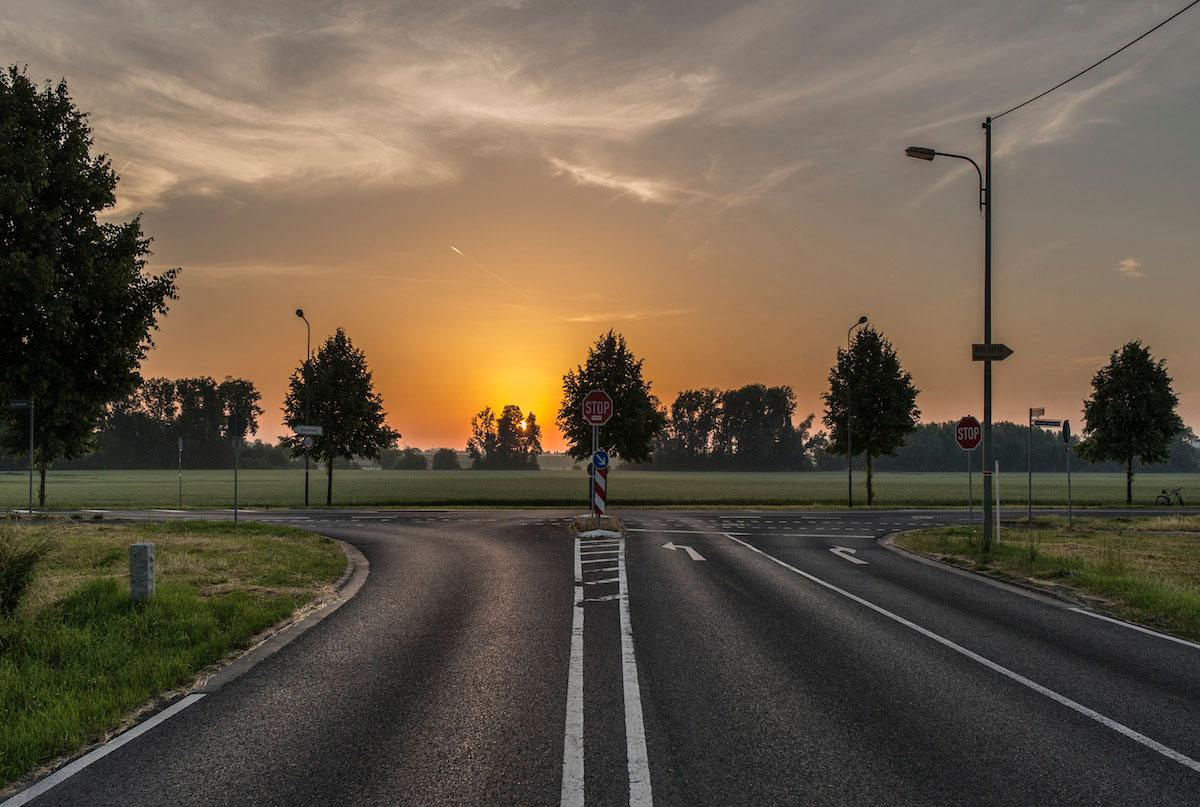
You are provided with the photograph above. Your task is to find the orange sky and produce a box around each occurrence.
[7,1,1197,451]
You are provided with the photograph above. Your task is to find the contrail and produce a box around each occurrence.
[451,246,533,301]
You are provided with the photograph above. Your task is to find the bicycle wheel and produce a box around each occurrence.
[1156,495,1171,506]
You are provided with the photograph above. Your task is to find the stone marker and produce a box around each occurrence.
[130,542,155,601]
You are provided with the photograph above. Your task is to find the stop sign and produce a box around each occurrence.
[956,415,982,451]
[582,390,614,426]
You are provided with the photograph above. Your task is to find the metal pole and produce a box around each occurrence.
[1067,439,1073,528]
[982,116,994,552]
[592,424,599,530]
[967,448,973,528]
[234,410,238,523]
[304,319,311,508]
[994,459,1000,544]
[1027,408,1033,522]
[28,395,34,514]
[178,437,183,509]
[846,326,854,508]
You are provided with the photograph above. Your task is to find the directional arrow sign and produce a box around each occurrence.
[662,542,706,561]
[829,546,867,565]
[972,343,1014,362]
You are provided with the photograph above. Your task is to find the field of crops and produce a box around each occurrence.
[2,469,1196,510]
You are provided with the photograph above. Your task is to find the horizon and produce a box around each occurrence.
[5,1,1198,451]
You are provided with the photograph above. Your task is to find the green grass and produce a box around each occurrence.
[895,516,1200,642]
[0,520,344,789]
[2,469,1197,509]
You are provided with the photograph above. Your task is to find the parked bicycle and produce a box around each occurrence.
[1155,487,1185,507]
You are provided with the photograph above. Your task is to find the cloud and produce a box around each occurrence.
[1116,257,1145,278]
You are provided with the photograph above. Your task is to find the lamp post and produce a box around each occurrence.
[296,309,311,508]
[906,116,995,551]
[846,315,868,508]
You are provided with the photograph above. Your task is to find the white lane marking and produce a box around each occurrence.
[723,533,1200,775]
[618,538,654,805]
[582,557,618,565]
[627,528,746,535]
[830,546,868,565]
[1,693,207,807]
[1070,608,1200,652]
[585,577,620,586]
[662,542,706,561]
[560,538,585,807]
[585,594,621,603]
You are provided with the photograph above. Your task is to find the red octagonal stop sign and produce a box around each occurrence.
[582,390,614,426]
[956,415,982,451]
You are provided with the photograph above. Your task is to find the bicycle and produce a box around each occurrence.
[1155,487,1185,507]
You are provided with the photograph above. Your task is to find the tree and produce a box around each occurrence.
[557,331,667,463]
[431,447,461,470]
[382,447,428,470]
[467,404,542,469]
[821,327,920,504]
[281,328,400,504]
[0,66,179,504]
[1077,341,1183,505]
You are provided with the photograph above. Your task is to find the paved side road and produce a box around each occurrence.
[7,509,1200,805]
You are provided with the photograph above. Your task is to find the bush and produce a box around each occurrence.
[431,448,461,470]
[0,525,49,617]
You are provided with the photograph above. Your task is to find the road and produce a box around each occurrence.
[7,508,1200,805]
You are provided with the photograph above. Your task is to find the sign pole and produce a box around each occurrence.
[968,448,973,528]
[994,460,1000,544]
[1063,420,1073,528]
[178,436,183,509]
[592,424,599,530]
[28,395,34,514]
[233,411,239,524]
[1027,408,1033,522]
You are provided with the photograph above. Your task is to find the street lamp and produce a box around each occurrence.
[906,115,995,550]
[846,315,868,508]
[296,309,311,508]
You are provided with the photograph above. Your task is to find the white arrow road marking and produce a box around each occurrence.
[662,542,706,561]
[830,546,868,565]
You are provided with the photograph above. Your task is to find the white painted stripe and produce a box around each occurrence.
[627,528,746,535]
[560,539,585,807]
[588,566,619,573]
[723,534,1200,775]
[581,557,618,564]
[1070,608,1200,652]
[1,693,207,807]
[585,577,620,585]
[618,539,654,805]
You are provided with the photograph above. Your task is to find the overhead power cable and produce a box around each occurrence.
[993,0,1200,119]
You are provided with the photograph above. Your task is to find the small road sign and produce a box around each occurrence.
[9,399,30,409]
[1030,407,1045,417]
[302,435,315,450]
[1033,419,1062,428]
[592,449,609,470]
[582,390,614,426]
[972,343,1014,361]
[296,425,324,436]
[956,415,982,451]
[1062,420,1071,443]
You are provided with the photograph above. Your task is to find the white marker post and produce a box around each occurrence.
[955,416,981,533]
[995,460,1001,544]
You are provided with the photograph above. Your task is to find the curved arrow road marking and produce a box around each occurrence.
[662,542,706,561]
[830,546,868,565]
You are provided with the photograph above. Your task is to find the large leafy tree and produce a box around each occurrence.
[0,66,179,504]
[557,331,667,463]
[821,327,920,504]
[281,328,400,504]
[1077,341,1183,505]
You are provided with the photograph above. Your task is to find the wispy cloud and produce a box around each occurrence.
[558,309,693,324]
[1116,257,1145,278]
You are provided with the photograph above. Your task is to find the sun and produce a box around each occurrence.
[519,420,528,431]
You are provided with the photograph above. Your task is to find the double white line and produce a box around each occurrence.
[561,535,653,807]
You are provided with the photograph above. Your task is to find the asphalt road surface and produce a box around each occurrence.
[8,508,1200,805]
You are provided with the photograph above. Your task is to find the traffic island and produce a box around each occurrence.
[0,519,347,792]
[892,515,1200,643]
[570,514,624,537]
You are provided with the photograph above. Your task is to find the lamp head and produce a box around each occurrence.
[295,309,305,319]
[857,316,868,325]
[905,146,936,161]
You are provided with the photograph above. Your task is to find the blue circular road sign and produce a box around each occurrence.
[592,450,609,470]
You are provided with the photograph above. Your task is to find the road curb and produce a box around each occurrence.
[878,532,1081,609]
[196,538,369,693]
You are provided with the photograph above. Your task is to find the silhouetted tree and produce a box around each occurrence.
[431,448,461,470]
[822,327,920,504]
[467,404,542,469]
[281,329,400,504]
[557,331,667,463]
[381,447,428,470]
[0,66,179,504]
[1077,341,1184,504]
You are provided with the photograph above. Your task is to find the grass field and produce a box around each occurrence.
[2,469,1197,509]
[895,516,1200,642]
[0,520,344,789]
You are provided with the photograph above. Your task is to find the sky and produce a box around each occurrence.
[4,0,1198,451]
